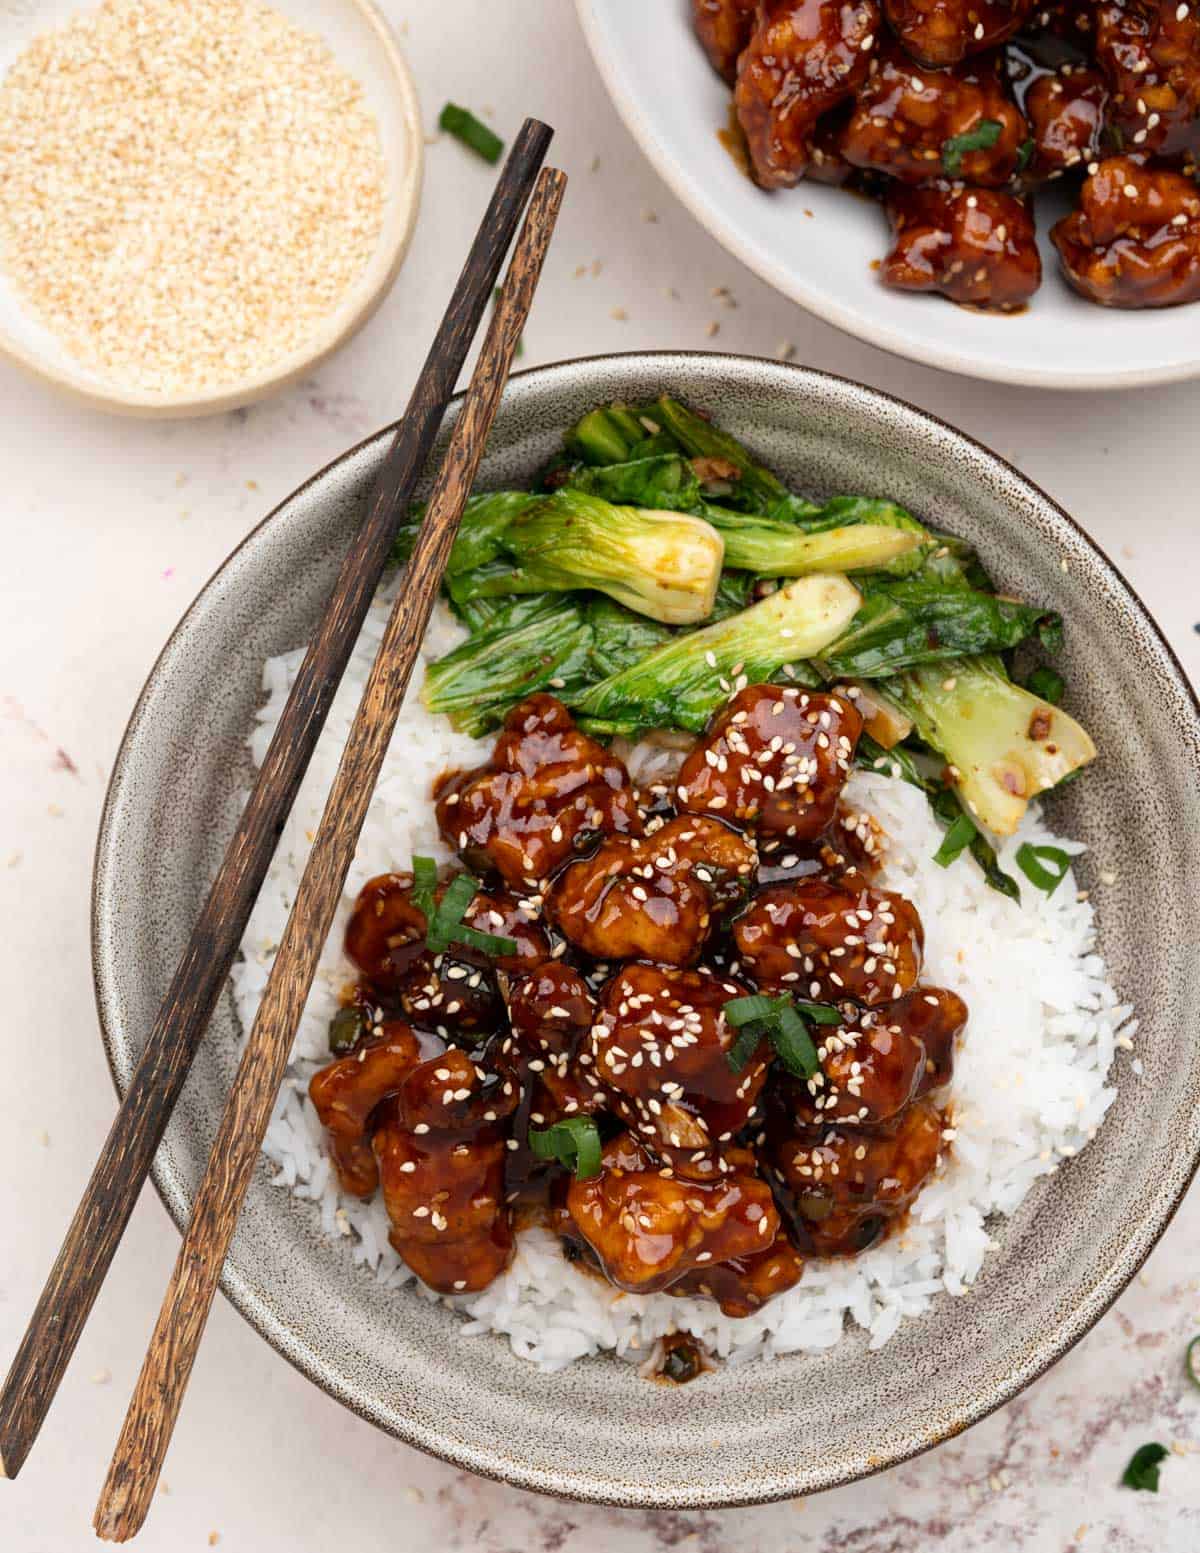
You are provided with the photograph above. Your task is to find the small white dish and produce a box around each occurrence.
[576,0,1200,391]
[0,0,423,418]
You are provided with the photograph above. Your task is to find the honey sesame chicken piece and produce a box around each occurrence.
[735,0,882,189]
[841,46,1029,186]
[308,1020,422,1197]
[781,983,967,1126]
[669,1237,807,1317]
[882,0,1036,68]
[911,984,967,1095]
[344,871,547,1035]
[587,963,770,1166]
[506,961,596,1059]
[566,1133,780,1294]
[692,0,759,83]
[372,1047,519,1294]
[1094,0,1200,158]
[1024,65,1109,182]
[768,1100,945,1256]
[1051,154,1200,306]
[546,815,757,966]
[882,180,1042,308]
[677,686,863,841]
[435,694,641,893]
[734,878,924,1006]
[790,1005,927,1126]
[756,800,887,888]
[505,962,605,1122]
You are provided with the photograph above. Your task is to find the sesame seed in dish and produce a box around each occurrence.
[0,0,385,394]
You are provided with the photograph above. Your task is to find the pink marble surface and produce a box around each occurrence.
[1,2,1197,1547]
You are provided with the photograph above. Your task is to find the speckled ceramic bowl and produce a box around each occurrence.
[92,353,1200,1507]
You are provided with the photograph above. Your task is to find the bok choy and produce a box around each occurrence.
[571,574,860,735]
[889,656,1096,836]
[442,490,725,624]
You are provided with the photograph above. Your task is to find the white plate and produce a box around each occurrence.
[0,0,423,417]
[576,0,1200,390]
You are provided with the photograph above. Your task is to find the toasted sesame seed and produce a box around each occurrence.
[0,0,386,394]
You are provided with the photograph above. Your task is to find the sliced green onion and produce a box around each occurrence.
[1121,1442,1169,1492]
[769,1003,820,1080]
[328,1005,364,1055]
[451,922,516,956]
[725,1025,761,1074]
[930,785,1021,900]
[1015,842,1072,897]
[428,873,477,951]
[791,999,841,1026]
[943,118,1003,175]
[724,993,824,1078]
[411,858,518,957]
[1025,666,1065,705]
[439,103,504,164]
[1186,1335,1200,1392]
[528,1116,602,1179]
[410,854,438,923]
[724,994,781,1028]
[1015,136,1035,173]
[934,812,977,868]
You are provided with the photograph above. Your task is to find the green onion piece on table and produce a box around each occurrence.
[1185,1335,1200,1392]
[528,1117,602,1179]
[439,103,504,164]
[1121,1442,1169,1492]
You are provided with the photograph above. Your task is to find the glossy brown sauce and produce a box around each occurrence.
[307,687,965,1325]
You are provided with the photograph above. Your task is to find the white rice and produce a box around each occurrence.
[232,587,1134,1370]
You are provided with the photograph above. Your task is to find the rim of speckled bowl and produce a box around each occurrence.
[92,352,1200,1505]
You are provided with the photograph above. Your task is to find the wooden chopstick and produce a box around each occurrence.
[0,118,554,1488]
[93,162,567,1543]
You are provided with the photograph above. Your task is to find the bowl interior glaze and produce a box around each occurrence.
[93,354,1200,1506]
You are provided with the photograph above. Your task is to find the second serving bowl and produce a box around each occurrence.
[576,0,1200,391]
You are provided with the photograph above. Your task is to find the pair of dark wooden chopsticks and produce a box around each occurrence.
[0,118,565,1541]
